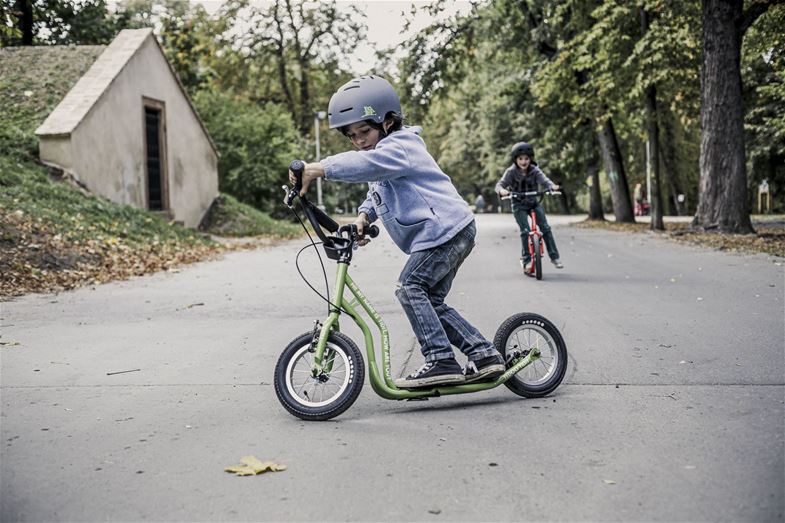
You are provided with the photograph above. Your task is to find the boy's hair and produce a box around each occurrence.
[340,111,404,137]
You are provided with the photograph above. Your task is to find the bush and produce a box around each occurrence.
[193,90,302,215]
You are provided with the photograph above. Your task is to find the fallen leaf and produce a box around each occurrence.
[181,302,204,310]
[603,479,617,485]
[225,455,287,476]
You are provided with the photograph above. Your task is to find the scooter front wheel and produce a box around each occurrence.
[274,331,364,421]
[532,236,543,280]
[494,313,567,398]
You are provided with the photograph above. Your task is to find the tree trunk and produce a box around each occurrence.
[596,117,634,222]
[587,160,604,220]
[642,8,664,230]
[645,84,665,230]
[297,57,311,134]
[659,112,684,215]
[271,2,296,126]
[693,0,754,233]
[16,0,34,45]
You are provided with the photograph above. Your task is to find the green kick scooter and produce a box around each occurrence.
[274,161,568,421]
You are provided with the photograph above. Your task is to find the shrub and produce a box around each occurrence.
[194,90,302,215]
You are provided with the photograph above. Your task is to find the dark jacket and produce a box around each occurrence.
[495,164,556,208]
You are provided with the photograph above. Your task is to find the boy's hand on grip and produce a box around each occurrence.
[353,214,371,246]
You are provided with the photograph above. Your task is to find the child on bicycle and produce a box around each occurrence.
[289,75,505,388]
[495,141,564,274]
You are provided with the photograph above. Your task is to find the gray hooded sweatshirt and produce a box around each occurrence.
[321,127,473,255]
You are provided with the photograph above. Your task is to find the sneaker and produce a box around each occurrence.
[522,260,533,273]
[463,353,506,383]
[551,258,564,269]
[394,359,465,388]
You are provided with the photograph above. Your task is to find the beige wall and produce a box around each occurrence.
[40,35,218,228]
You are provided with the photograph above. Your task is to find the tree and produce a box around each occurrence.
[742,4,785,214]
[1,0,115,46]
[530,0,636,222]
[193,90,301,215]
[114,0,220,93]
[641,8,665,230]
[225,0,365,134]
[693,0,776,233]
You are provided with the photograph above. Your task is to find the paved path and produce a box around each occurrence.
[2,213,783,522]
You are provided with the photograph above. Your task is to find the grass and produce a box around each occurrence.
[573,217,785,258]
[200,194,301,238]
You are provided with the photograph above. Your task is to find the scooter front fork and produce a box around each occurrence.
[308,319,337,378]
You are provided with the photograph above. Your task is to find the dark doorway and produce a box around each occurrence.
[143,101,167,211]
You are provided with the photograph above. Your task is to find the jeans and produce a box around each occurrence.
[395,221,496,363]
[513,203,560,262]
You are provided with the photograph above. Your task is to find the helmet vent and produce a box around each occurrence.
[339,107,353,113]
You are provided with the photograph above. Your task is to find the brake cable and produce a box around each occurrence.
[288,205,352,317]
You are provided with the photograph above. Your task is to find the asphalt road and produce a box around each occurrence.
[1,213,783,522]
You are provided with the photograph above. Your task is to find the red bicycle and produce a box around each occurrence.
[502,190,561,280]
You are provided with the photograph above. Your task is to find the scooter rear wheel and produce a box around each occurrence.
[494,313,567,398]
[274,331,364,421]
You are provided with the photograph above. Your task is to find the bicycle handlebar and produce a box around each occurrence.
[501,189,562,201]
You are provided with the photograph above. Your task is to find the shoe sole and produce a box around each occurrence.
[463,364,506,383]
[394,374,465,389]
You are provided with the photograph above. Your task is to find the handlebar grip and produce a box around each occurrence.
[284,159,305,207]
[367,225,379,238]
[289,159,305,180]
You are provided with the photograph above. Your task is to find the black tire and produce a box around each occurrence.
[274,331,364,421]
[493,313,567,398]
[532,236,543,280]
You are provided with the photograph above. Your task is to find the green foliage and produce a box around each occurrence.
[193,90,301,216]
[113,0,219,93]
[743,4,785,212]
[1,0,116,46]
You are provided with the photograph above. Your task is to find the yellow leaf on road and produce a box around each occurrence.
[225,455,287,476]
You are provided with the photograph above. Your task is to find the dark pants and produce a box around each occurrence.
[513,203,560,262]
[395,221,496,363]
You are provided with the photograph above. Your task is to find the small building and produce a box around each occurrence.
[34,28,218,228]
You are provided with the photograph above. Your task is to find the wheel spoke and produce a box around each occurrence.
[283,341,356,408]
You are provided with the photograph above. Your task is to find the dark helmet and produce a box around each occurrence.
[510,142,535,163]
[327,75,402,130]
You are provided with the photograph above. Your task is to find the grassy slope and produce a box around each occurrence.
[0,46,297,299]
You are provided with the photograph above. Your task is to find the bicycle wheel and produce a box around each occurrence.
[274,331,364,421]
[493,313,567,398]
[532,236,543,280]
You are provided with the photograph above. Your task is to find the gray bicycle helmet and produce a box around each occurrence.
[510,142,535,163]
[327,75,402,130]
